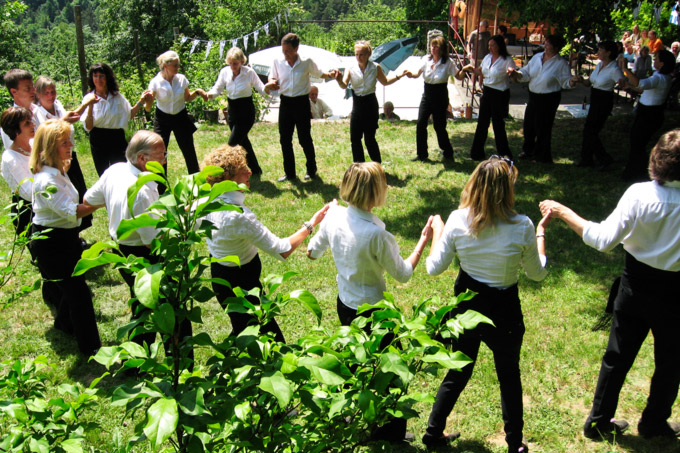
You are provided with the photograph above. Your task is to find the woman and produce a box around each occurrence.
[509,34,574,164]
[462,35,516,160]
[29,119,101,356]
[207,47,268,176]
[620,49,675,181]
[335,41,404,163]
[81,63,150,177]
[405,36,461,162]
[422,156,549,452]
[203,145,330,342]
[573,41,624,169]
[633,46,653,80]
[147,51,207,175]
[621,38,636,65]
[307,161,433,443]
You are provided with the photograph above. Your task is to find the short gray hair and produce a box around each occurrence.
[156,50,180,69]
[126,130,163,164]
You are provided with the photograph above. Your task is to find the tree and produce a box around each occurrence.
[0,1,29,74]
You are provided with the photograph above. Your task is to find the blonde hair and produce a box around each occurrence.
[30,119,71,174]
[157,50,180,69]
[459,157,518,236]
[34,76,56,96]
[202,145,248,185]
[226,47,247,65]
[339,162,387,211]
[354,40,372,57]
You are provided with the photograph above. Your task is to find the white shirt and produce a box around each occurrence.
[35,99,66,125]
[307,205,414,309]
[589,61,625,92]
[638,71,672,106]
[480,54,516,91]
[517,52,573,94]
[84,162,159,246]
[270,54,324,97]
[32,165,80,229]
[148,72,189,115]
[80,92,132,131]
[418,56,459,84]
[310,98,332,118]
[208,65,266,100]
[426,208,548,289]
[583,181,680,271]
[1,103,39,149]
[203,191,290,266]
[348,61,378,96]
[1,148,32,201]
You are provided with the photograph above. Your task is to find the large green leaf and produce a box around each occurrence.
[151,303,175,334]
[143,397,178,451]
[117,214,160,242]
[127,172,166,216]
[72,252,127,276]
[258,371,293,409]
[299,355,351,386]
[288,290,322,325]
[134,267,163,309]
[178,387,211,416]
[421,350,473,370]
[358,389,377,422]
[60,438,84,453]
[379,352,413,383]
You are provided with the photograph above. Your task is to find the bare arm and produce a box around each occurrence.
[376,65,402,86]
[427,215,445,256]
[76,202,100,218]
[184,87,208,102]
[336,68,350,89]
[406,215,434,269]
[539,200,588,237]
[281,202,333,259]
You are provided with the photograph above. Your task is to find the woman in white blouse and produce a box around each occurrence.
[147,51,207,175]
[81,63,150,176]
[29,119,101,356]
[202,145,330,342]
[335,41,404,163]
[405,36,462,162]
[461,35,516,160]
[422,157,549,452]
[572,41,625,169]
[208,47,268,176]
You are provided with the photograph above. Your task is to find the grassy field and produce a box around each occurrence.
[1,111,680,452]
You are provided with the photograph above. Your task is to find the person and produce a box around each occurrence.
[308,86,332,119]
[572,41,624,169]
[633,46,653,80]
[497,25,510,45]
[307,161,433,443]
[334,41,404,163]
[207,47,268,176]
[422,156,549,452]
[379,101,400,120]
[637,30,650,53]
[462,35,516,160]
[202,145,331,342]
[264,33,339,182]
[647,30,663,55]
[538,128,680,441]
[621,38,636,65]
[508,34,575,164]
[620,50,675,181]
[404,35,461,162]
[631,25,641,49]
[671,41,680,64]
[29,119,101,356]
[467,20,491,65]
[147,51,207,175]
[82,63,150,177]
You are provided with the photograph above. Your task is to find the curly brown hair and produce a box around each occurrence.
[649,129,680,184]
[202,145,248,185]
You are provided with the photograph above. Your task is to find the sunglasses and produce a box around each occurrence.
[490,155,514,173]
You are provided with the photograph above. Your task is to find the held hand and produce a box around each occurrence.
[141,90,154,102]
[84,93,99,106]
[570,75,581,85]
[537,209,552,233]
[265,80,280,93]
[421,215,434,241]
[62,111,80,124]
[431,214,445,234]
[309,199,337,227]
[538,200,565,219]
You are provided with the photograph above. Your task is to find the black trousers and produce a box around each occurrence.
[227,97,261,174]
[88,127,127,177]
[154,108,200,174]
[585,253,680,432]
[416,83,454,159]
[350,91,381,163]
[522,90,561,163]
[470,86,511,159]
[11,194,33,244]
[580,88,614,165]
[279,94,316,178]
[31,224,101,356]
[67,152,92,231]
[211,255,285,343]
[425,269,525,450]
[624,103,665,180]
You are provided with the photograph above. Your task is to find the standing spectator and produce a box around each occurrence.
[633,46,653,79]
[497,25,510,45]
[648,30,664,54]
[379,101,400,120]
[147,51,207,175]
[264,33,338,182]
[467,20,491,65]
[631,24,641,47]
[308,86,332,119]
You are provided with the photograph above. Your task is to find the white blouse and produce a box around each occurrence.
[418,56,459,84]
[480,54,516,91]
[638,71,672,106]
[32,165,80,229]
[348,61,378,96]
[208,65,266,100]
[1,149,32,201]
[148,72,189,115]
[516,52,572,94]
[80,92,132,131]
[35,99,66,125]
[589,61,625,92]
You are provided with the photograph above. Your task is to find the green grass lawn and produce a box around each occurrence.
[1,112,680,452]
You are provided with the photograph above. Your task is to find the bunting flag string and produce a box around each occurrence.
[205,40,214,58]
[190,39,199,55]
[243,34,249,51]
[253,30,259,47]
[219,40,226,59]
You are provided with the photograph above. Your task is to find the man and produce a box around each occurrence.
[540,129,680,442]
[671,41,680,64]
[265,33,338,182]
[309,86,332,119]
[648,30,663,54]
[379,101,400,120]
[467,20,491,65]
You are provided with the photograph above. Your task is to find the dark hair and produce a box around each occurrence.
[545,34,566,52]
[599,41,619,61]
[281,33,300,48]
[657,49,675,75]
[0,106,33,141]
[428,35,449,63]
[498,25,508,35]
[87,63,119,95]
[490,35,510,59]
[649,129,680,183]
[3,69,32,97]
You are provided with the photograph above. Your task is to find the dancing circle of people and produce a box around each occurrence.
[2,30,680,451]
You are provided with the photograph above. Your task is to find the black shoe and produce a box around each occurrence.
[411,156,428,162]
[583,419,629,440]
[80,238,91,250]
[304,173,317,181]
[638,421,680,439]
[509,442,529,453]
[277,174,296,182]
[422,431,461,449]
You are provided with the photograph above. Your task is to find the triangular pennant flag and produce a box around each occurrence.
[232,38,238,48]
[654,5,661,22]
[276,14,281,32]
[243,34,249,51]
[633,2,640,19]
[219,41,226,59]
[284,10,289,23]
[205,40,214,58]
[190,39,200,55]
[253,30,259,47]
[264,23,270,35]
[180,36,188,44]
[671,4,679,26]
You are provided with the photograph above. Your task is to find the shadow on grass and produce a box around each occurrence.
[613,433,680,452]
[253,175,339,201]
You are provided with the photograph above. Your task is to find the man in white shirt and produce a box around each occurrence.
[265,33,338,182]
[309,86,332,119]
